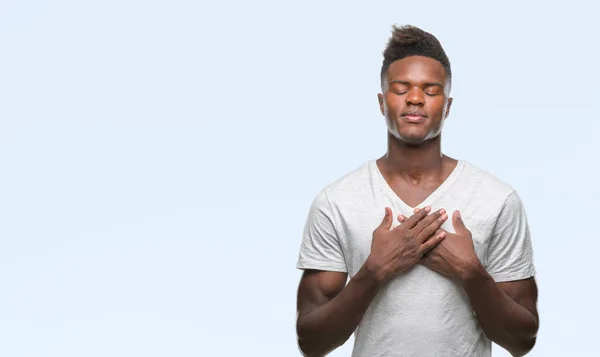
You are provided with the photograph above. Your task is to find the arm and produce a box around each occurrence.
[461,265,539,357]
[295,191,379,357]
[296,268,378,357]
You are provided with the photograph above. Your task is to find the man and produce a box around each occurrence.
[295,25,539,357]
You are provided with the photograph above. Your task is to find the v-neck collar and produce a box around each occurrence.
[370,159,466,211]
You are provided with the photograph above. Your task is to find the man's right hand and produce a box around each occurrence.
[365,206,448,284]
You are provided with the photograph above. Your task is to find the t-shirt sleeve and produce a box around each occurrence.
[485,190,536,282]
[296,190,347,273]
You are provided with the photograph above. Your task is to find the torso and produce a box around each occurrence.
[320,159,515,357]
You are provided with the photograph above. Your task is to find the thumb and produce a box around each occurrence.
[378,207,393,230]
[452,210,467,233]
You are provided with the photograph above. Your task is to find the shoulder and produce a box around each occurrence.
[460,160,517,202]
[318,160,374,204]
[304,161,373,226]
[454,160,529,220]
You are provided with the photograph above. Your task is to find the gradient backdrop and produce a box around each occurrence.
[1,1,598,356]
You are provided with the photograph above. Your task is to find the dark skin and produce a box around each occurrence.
[296,56,539,357]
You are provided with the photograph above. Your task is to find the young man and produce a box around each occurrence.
[295,25,539,357]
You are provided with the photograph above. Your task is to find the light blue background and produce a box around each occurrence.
[1,1,597,356]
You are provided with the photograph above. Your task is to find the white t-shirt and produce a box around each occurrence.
[296,159,536,357]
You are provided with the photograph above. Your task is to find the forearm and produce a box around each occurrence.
[296,265,379,357]
[461,265,538,357]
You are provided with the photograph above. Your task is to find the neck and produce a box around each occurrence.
[380,132,446,177]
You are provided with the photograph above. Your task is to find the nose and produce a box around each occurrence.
[405,87,425,106]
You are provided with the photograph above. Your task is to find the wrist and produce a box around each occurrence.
[458,257,487,283]
[361,257,387,287]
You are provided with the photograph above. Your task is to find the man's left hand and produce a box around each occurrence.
[401,209,482,280]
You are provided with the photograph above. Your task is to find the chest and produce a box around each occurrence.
[384,179,446,209]
[335,197,497,277]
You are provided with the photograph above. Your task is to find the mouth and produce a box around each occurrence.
[400,113,427,123]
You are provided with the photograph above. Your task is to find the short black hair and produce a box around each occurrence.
[380,25,452,88]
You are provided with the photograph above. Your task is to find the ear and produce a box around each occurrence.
[445,97,453,119]
[378,93,385,116]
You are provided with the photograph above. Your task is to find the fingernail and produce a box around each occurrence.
[425,206,431,212]
[439,208,446,214]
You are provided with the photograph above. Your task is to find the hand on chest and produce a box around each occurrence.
[389,204,492,265]
[340,202,494,274]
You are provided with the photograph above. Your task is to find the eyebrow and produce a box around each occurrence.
[390,80,444,88]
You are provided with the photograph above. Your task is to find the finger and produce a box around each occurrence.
[403,206,431,229]
[452,210,468,233]
[377,207,393,231]
[435,228,449,235]
[413,209,447,241]
[418,230,446,255]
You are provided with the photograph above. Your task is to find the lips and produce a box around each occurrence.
[401,112,427,122]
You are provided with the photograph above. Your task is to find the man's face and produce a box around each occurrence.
[378,56,453,145]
